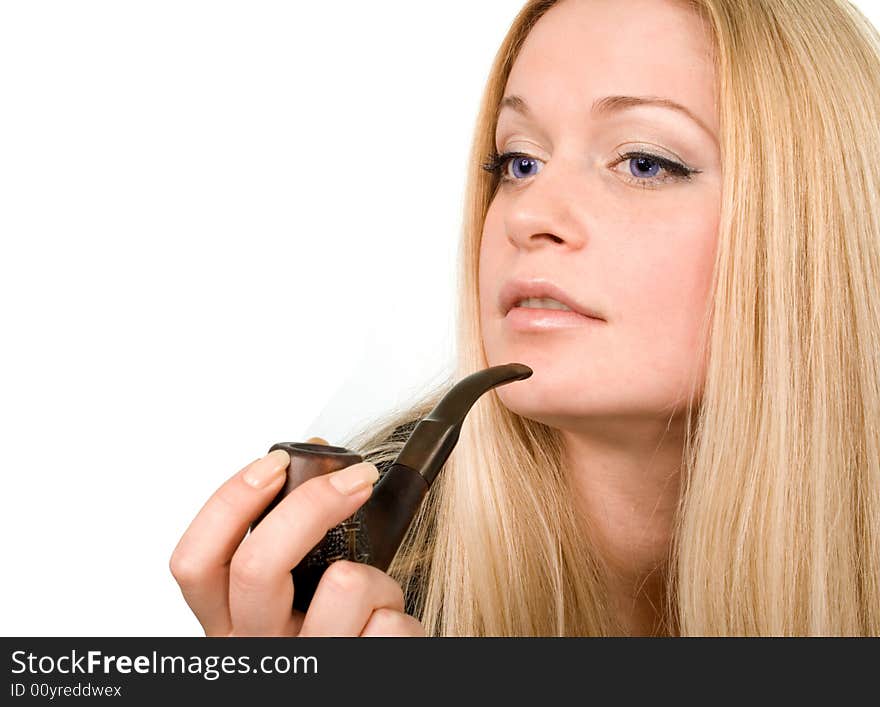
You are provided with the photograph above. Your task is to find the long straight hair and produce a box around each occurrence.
[344,0,880,635]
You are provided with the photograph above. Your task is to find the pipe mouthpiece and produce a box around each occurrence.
[393,362,532,485]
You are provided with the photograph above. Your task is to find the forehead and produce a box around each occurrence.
[502,0,717,136]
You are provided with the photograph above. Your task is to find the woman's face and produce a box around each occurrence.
[480,0,721,432]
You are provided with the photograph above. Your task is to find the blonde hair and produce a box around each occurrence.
[342,0,880,636]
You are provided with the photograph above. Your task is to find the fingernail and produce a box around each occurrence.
[243,449,290,489]
[329,461,379,495]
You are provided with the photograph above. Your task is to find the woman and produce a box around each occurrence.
[170,0,880,636]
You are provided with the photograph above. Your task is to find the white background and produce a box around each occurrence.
[2,1,878,636]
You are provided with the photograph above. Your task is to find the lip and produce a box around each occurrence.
[505,306,603,332]
[499,277,605,320]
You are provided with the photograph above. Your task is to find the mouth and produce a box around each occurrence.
[507,298,594,317]
[499,278,605,321]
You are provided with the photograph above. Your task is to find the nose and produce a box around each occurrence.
[503,157,590,252]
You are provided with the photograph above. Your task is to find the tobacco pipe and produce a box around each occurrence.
[250,362,533,613]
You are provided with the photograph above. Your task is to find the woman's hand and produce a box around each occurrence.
[169,437,426,637]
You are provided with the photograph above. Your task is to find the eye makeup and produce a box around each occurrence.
[481,143,702,190]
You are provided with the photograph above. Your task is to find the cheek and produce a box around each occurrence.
[619,213,718,378]
[478,205,503,313]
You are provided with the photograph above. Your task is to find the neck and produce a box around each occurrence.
[561,413,684,636]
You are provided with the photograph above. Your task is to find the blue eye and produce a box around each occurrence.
[501,154,542,180]
[480,151,542,182]
[481,149,700,189]
[614,151,697,187]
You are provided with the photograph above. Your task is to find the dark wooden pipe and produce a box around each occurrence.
[250,362,533,613]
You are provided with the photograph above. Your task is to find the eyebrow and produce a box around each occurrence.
[498,93,716,142]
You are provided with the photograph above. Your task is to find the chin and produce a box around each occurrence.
[494,374,564,416]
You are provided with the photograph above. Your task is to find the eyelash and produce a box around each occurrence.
[480,149,699,189]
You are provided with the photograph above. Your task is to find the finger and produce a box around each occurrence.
[305,436,329,445]
[298,560,405,637]
[228,461,379,636]
[360,608,427,637]
[169,449,290,636]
